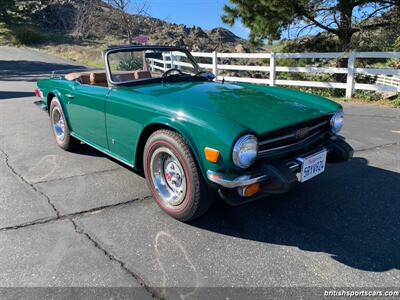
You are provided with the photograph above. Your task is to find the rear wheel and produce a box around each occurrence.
[144,130,214,221]
[49,97,79,151]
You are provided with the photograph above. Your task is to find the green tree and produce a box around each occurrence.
[0,0,52,25]
[222,0,400,51]
[0,0,15,24]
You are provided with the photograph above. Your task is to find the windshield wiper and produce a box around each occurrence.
[193,71,215,80]
[193,71,208,77]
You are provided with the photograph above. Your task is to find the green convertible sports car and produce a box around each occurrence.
[35,45,353,221]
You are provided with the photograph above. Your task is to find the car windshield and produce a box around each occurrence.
[106,48,201,84]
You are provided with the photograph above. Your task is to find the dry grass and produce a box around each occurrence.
[33,35,126,68]
[334,97,400,108]
[36,44,106,68]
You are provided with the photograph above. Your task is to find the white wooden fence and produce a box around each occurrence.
[377,74,400,87]
[150,51,400,98]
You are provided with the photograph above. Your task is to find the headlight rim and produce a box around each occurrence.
[232,134,258,169]
[330,109,344,134]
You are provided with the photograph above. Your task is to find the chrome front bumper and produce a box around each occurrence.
[207,170,267,188]
[207,137,353,206]
[207,136,353,190]
[206,159,301,189]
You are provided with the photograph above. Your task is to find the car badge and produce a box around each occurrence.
[295,127,309,139]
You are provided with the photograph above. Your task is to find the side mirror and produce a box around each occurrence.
[206,72,216,80]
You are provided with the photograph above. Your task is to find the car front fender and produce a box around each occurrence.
[138,112,249,182]
[45,89,74,130]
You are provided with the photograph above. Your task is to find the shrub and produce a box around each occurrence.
[392,36,400,51]
[392,97,400,107]
[117,56,142,71]
[353,90,384,101]
[292,87,345,98]
[12,27,45,45]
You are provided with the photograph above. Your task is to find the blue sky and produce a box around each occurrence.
[130,1,390,42]
[134,0,250,39]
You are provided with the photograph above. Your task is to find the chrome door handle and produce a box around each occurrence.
[65,93,74,99]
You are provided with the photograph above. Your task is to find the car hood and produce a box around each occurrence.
[130,81,340,134]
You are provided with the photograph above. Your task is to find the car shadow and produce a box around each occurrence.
[71,143,400,272]
[190,157,400,272]
[0,60,87,82]
[74,143,107,158]
[74,143,145,177]
[0,91,35,100]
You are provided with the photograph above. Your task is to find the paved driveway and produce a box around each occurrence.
[0,46,399,299]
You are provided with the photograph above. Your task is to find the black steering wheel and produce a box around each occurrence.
[162,68,184,82]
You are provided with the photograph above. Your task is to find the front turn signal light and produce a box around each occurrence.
[239,183,261,197]
[204,147,220,163]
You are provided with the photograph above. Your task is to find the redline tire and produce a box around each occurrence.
[49,98,79,151]
[144,129,214,221]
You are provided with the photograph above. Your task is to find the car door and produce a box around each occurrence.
[65,81,110,149]
[105,87,145,165]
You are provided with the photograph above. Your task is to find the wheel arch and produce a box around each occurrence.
[135,121,204,176]
[47,92,56,113]
[46,90,72,129]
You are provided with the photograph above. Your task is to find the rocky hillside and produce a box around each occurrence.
[29,0,248,52]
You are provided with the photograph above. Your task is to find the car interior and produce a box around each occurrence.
[64,70,154,87]
[63,49,201,87]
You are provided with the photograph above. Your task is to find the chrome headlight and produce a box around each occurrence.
[232,134,258,169]
[330,109,344,134]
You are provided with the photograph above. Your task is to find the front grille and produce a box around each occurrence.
[258,115,332,157]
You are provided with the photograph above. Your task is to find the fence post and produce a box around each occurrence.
[346,52,356,98]
[212,51,218,80]
[163,53,167,72]
[269,52,276,86]
[170,53,175,69]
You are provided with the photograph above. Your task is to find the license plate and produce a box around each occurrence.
[299,150,327,182]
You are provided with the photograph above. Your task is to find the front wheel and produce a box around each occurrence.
[144,130,214,221]
[49,97,79,151]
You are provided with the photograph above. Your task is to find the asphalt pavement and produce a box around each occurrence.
[0,46,399,299]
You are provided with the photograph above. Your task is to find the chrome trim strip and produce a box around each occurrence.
[295,148,328,164]
[309,120,329,131]
[286,161,300,171]
[259,132,295,145]
[207,170,267,189]
[70,133,134,168]
[258,130,324,156]
[259,120,328,146]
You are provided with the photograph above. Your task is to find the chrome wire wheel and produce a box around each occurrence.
[149,146,187,209]
[51,106,65,142]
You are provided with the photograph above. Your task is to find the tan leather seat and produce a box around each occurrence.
[90,73,108,86]
[65,72,91,84]
[133,70,152,80]
[80,74,91,84]
[65,72,82,81]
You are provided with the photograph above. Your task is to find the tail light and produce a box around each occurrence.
[35,88,39,97]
